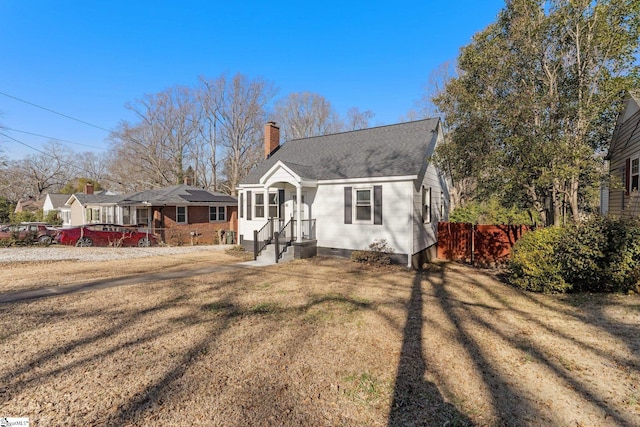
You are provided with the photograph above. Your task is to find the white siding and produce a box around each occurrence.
[314,180,414,256]
[412,160,448,254]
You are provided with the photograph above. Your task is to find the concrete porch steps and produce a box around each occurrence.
[240,242,293,266]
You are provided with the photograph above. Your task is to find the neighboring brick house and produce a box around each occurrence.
[64,183,238,245]
[120,185,238,245]
[605,90,640,216]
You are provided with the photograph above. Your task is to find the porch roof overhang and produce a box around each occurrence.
[259,160,318,188]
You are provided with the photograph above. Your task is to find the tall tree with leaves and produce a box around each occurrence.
[434,0,640,225]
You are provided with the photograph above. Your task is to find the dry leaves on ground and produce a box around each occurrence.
[0,250,638,426]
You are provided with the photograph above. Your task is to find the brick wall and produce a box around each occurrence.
[156,205,238,245]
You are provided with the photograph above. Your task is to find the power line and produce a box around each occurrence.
[4,127,108,151]
[0,91,112,133]
[0,131,122,187]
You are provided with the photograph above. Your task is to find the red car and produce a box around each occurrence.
[0,222,57,245]
[55,224,157,247]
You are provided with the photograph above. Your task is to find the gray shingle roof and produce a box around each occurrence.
[72,193,123,205]
[47,193,72,209]
[241,119,440,184]
[118,185,237,206]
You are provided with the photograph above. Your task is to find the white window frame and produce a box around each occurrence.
[209,206,226,222]
[268,192,278,218]
[176,206,187,224]
[353,187,373,224]
[255,193,265,218]
[121,206,131,225]
[423,186,432,224]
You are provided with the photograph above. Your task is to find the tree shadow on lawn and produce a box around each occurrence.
[388,272,473,427]
[429,263,639,426]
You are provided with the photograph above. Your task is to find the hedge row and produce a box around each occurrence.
[508,216,640,293]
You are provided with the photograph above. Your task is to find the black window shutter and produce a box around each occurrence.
[278,189,285,220]
[239,193,244,218]
[374,185,383,225]
[344,187,352,224]
[247,191,252,220]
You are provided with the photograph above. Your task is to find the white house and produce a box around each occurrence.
[237,119,449,268]
[42,193,73,226]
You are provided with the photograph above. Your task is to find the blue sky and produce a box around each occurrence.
[0,0,506,160]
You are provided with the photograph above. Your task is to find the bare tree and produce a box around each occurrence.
[109,85,199,191]
[215,73,276,195]
[413,61,458,122]
[196,76,226,191]
[345,107,375,130]
[77,151,110,185]
[0,141,73,201]
[271,92,343,140]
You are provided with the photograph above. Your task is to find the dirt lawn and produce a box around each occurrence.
[1,248,639,426]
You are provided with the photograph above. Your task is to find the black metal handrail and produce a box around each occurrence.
[276,218,293,261]
[253,219,273,260]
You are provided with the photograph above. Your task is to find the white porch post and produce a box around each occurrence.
[296,185,302,243]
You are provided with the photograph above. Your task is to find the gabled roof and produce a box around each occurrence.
[608,90,640,158]
[14,198,44,213]
[241,118,440,185]
[47,193,73,209]
[71,192,123,205]
[118,185,237,206]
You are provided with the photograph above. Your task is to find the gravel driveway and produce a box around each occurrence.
[0,244,231,263]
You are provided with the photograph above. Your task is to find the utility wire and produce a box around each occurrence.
[0,91,112,133]
[0,131,123,187]
[4,127,108,151]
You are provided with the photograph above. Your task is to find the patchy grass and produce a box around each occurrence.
[0,255,638,426]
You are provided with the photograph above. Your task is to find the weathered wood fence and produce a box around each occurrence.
[437,222,532,265]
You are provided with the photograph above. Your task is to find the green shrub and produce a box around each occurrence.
[603,217,640,292]
[508,216,640,294]
[351,239,395,266]
[450,198,539,225]
[508,226,570,293]
[555,218,608,292]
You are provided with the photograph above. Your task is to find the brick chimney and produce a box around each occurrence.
[84,183,94,195]
[264,121,280,159]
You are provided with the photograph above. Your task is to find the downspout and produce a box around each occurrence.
[408,181,414,268]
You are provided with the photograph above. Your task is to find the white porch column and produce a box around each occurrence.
[263,187,270,219]
[296,185,302,243]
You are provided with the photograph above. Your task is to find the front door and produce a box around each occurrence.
[284,192,308,220]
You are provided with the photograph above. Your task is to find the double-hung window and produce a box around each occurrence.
[255,194,265,218]
[268,193,278,218]
[632,158,639,192]
[423,186,432,223]
[176,206,187,224]
[355,188,372,222]
[209,206,226,222]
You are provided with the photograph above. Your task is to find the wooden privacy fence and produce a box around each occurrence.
[437,222,532,265]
